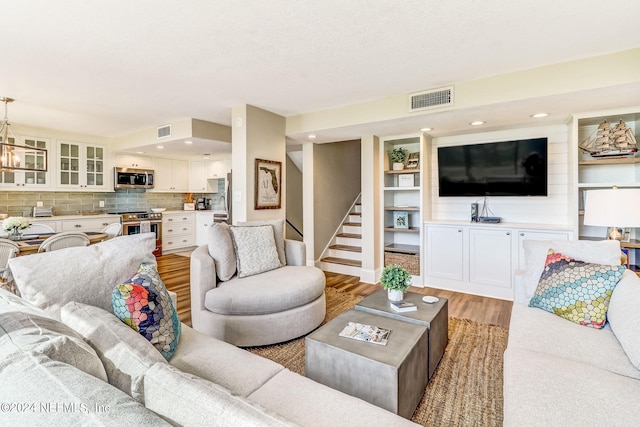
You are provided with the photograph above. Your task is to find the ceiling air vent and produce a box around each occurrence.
[409,86,454,112]
[157,124,171,139]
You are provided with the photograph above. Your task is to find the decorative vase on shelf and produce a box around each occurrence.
[387,289,404,302]
[392,162,404,171]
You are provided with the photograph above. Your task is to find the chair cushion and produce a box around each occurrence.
[9,233,156,318]
[238,219,286,266]
[528,250,625,328]
[207,222,236,281]
[112,263,181,361]
[0,288,108,382]
[204,266,325,315]
[230,225,281,278]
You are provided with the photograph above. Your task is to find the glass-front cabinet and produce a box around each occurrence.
[57,141,106,190]
[0,136,50,189]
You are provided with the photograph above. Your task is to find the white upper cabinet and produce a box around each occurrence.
[153,158,189,192]
[115,154,153,169]
[189,160,222,193]
[207,159,230,179]
[0,136,51,189]
[56,141,108,190]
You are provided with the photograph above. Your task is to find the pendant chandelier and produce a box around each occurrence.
[0,97,48,172]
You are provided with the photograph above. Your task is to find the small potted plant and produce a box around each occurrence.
[379,264,411,301]
[388,147,408,170]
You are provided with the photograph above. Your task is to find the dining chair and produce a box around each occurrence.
[38,231,90,253]
[101,223,122,240]
[25,223,56,235]
[0,238,20,284]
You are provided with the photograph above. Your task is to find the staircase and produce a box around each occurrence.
[319,203,362,276]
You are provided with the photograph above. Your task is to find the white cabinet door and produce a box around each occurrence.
[517,230,571,269]
[195,212,213,246]
[172,160,189,192]
[469,228,513,288]
[57,141,107,190]
[207,160,230,179]
[115,154,153,169]
[189,161,207,192]
[0,137,51,190]
[154,159,189,192]
[426,225,464,281]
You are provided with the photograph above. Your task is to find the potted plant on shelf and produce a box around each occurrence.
[379,264,411,301]
[388,147,408,170]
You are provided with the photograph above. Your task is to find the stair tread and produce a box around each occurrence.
[336,233,362,239]
[329,244,362,252]
[350,212,362,216]
[343,222,361,227]
[321,257,362,267]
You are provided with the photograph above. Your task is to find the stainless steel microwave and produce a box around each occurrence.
[114,167,155,189]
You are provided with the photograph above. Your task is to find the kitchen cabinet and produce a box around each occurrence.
[426,225,463,281]
[60,216,120,233]
[207,159,230,179]
[188,161,219,193]
[115,154,153,169]
[153,158,189,192]
[469,228,513,289]
[162,212,196,252]
[0,136,51,190]
[57,141,108,190]
[195,212,214,246]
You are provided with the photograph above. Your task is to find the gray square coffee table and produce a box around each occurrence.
[305,309,429,418]
[355,289,448,379]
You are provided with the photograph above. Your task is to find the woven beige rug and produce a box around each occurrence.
[246,287,508,426]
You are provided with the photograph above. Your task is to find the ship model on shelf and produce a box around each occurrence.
[579,119,638,158]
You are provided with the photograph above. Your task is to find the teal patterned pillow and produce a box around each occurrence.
[112,263,181,360]
[529,249,626,328]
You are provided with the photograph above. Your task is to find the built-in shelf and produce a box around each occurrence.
[383,226,420,233]
[579,157,640,166]
[383,186,420,191]
[384,206,420,211]
[577,183,640,188]
[384,243,420,255]
[384,169,420,174]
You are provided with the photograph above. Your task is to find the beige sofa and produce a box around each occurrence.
[4,233,417,426]
[504,239,640,426]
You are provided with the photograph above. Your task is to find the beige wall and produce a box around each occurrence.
[312,139,361,257]
[231,105,286,223]
[285,155,303,240]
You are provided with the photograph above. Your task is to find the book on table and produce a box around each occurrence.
[390,301,417,312]
[338,322,391,346]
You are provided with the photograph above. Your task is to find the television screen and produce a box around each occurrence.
[437,138,548,197]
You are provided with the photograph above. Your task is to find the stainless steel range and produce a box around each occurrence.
[115,211,162,256]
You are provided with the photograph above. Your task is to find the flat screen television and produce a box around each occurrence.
[437,137,548,197]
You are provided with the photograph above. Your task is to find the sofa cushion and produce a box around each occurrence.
[608,270,640,370]
[522,239,622,303]
[0,288,108,382]
[204,266,326,315]
[238,219,286,266]
[0,351,169,426]
[170,325,284,396]
[112,263,181,361]
[144,363,296,426]
[248,369,419,427]
[503,347,640,426]
[230,225,282,278]
[207,222,237,281]
[528,250,625,328]
[9,233,156,318]
[61,301,167,403]
[508,303,640,379]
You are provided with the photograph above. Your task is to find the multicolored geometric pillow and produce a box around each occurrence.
[112,263,181,360]
[528,249,626,328]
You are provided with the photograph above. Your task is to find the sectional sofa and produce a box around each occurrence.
[2,233,417,426]
[504,239,640,425]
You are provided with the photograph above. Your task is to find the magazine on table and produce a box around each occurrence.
[338,322,391,346]
[390,301,417,312]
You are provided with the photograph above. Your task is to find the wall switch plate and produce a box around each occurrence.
[99,200,105,208]
[36,201,43,207]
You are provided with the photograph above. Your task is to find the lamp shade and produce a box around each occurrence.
[583,188,640,227]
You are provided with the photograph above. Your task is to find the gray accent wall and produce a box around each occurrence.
[313,139,361,257]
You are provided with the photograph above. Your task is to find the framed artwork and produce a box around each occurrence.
[405,152,420,170]
[255,158,282,210]
[393,211,409,229]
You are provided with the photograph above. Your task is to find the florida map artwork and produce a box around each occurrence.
[255,158,282,209]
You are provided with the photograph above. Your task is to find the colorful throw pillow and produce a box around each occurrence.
[112,263,181,360]
[528,249,626,328]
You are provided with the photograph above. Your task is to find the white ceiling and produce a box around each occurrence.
[2,0,640,156]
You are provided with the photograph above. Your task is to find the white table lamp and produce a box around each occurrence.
[583,188,640,240]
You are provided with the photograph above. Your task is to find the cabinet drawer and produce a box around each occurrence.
[61,218,119,232]
[163,235,195,250]
[163,222,195,237]
[163,215,195,225]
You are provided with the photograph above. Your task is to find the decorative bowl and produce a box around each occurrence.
[151,208,166,213]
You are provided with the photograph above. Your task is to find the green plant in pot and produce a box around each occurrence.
[380,264,411,301]
[388,147,408,170]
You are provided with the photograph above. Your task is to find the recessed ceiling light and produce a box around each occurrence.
[157,145,164,149]
[470,121,485,126]
[420,127,433,132]
[308,134,316,140]
[531,113,548,118]
[185,140,193,144]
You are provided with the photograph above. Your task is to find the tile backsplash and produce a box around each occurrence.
[0,190,220,216]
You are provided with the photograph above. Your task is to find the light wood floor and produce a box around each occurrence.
[157,254,513,329]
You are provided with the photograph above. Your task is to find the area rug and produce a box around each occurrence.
[246,287,508,426]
